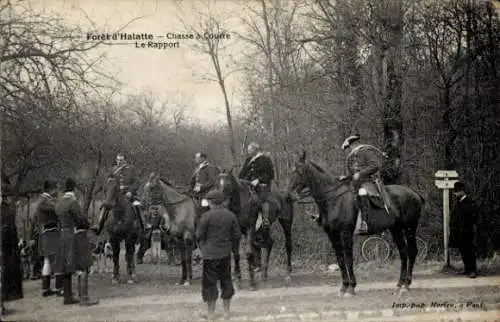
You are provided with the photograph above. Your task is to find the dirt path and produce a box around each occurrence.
[5,273,500,321]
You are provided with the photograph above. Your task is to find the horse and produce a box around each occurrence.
[218,168,294,290]
[98,176,142,284]
[287,151,424,296]
[141,173,197,286]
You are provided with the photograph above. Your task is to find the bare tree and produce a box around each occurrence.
[175,0,241,165]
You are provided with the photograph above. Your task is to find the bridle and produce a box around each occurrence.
[291,163,351,203]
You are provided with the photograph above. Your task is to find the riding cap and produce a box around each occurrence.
[205,189,225,205]
[453,181,465,193]
[64,177,77,192]
[341,134,361,150]
[43,178,58,191]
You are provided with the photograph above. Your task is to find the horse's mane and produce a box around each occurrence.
[308,160,338,183]
[158,179,187,203]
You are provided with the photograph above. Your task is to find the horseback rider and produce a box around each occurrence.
[95,153,144,234]
[189,152,219,217]
[238,142,275,229]
[340,134,386,235]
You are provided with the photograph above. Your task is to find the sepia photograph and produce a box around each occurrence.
[1,0,499,321]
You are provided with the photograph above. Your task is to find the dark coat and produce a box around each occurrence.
[1,199,23,302]
[190,162,219,197]
[53,193,88,274]
[449,196,479,248]
[239,152,275,185]
[32,193,60,257]
[110,163,140,195]
[346,145,384,180]
[195,206,241,260]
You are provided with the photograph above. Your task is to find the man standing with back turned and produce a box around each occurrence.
[449,181,479,279]
[196,189,241,320]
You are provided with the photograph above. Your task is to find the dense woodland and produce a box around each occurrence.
[1,0,499,259]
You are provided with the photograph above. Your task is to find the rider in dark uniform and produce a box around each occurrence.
[31,179,63,297]
[340,135,385,234]
[238,142,275,229]
[189,152,219,222]
[95,153,144,234]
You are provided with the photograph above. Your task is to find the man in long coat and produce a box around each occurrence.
[449,181,479,278]
[32,179,63,296]
[190,152,219,220]
[341,134,386,234]
[1,174,23,315]
[238,142,275,228]
[54,178,88,305]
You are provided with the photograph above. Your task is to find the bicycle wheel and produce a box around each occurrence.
[415,237,428,263]
[361,236,391,264]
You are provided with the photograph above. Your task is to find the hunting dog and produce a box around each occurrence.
[89,240,113,275]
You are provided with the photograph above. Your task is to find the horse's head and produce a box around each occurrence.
[217,166,239,197]
[104,176,120,205]
[287,150,311,200]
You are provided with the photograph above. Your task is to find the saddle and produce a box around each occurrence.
[359,180,395,216]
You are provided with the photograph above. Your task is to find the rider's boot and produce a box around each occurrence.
[356,195,370,235]
[79,270,99,307]
[93,208,109,235]
[261,202,271,229]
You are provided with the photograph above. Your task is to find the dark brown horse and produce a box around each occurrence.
[98,177,142,284]
[287,151,424,296]
[218,169,294,290]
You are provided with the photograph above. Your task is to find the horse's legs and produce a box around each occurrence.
[328,231,349,295]
[232,237,242,289]
[405,225,419,287]
[390,227,409,293]
[177,238,187,285]
[341,230,357,296]
[136,234,151,264]
[280,218,293,285]
[261,228,273,282]
[245,229,257,290]
[110,236,121,283]
[125,235,137,283]
[184,237,194,285]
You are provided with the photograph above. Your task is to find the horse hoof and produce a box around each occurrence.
[183,280,191,286]
[343,292,353,298]
[399,286,410,295]
[127,279,135,284]
[284,275,291,286]
[112,278,119,285]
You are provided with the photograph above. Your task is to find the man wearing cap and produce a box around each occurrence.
[189,152,219,219]
[54,178,99,305]
[32,179,63,297]
[96,153,144,234]
[449,181,479,278]
[340,134,386,234]
[238,142,275,229]
[196,189,241,320]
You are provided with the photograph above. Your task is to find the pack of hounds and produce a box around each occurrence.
[18,238,114,279]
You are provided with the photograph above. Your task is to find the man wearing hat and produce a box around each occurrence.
[340,134,386,234]
[449,181,479,278]
[195,189,241,320]
[32,179,63,297]
[54,178,99,305]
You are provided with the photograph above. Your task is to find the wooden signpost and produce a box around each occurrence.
[434,170,459,266]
